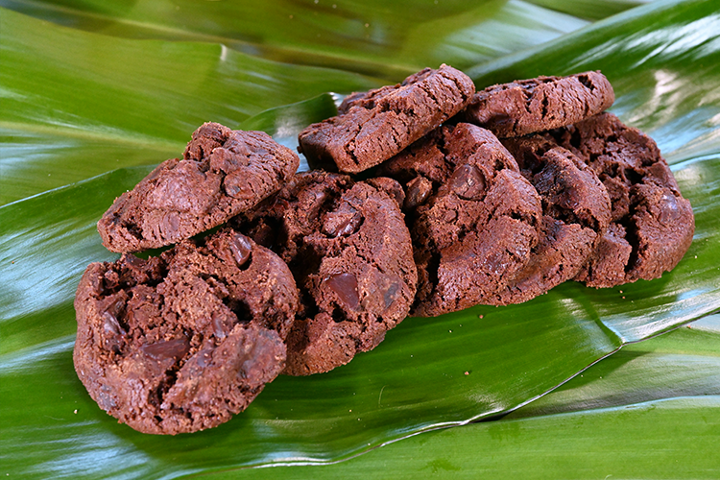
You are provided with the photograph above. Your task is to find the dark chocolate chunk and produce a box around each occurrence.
[324,273,360,310]
[98,123,299,253]
[404,176,433,210]
[73,229,299,434]
[462,71,615,138]
[229,232,253,267]
[449,164,486,200]
[298,65,475,173]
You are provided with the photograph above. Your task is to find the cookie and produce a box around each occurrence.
[298,64,475,174]
[73,229,299,434]
[462,71,614,138]
[98,122,299,253]
[498,139,612,303]
[380,123,543,315]
[547,112,694,287]
[234,171,417,375]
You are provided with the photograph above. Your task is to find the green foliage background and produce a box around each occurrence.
[1,0,719,478]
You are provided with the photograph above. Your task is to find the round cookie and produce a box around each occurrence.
[499,138,612,303]
[298,64,475,174]
[379,123,543,314]
[74,229,299,434]
[98,122,299,253]
[234,171,417,376]
[462,71,614,138]
[548,112,695,287]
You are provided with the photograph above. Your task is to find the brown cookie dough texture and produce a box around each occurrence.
[463,71,614,138]
[298,64,475,173]
[500,139,612,303]
[545,113,695,287]
[73,229,299,434]
[380,123,543,315]
[98,122,299,253]
[235,171,417,375]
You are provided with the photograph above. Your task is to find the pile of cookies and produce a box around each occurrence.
[73,65,694,435]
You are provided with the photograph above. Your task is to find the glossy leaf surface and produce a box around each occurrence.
[1,0,720,478]
[211,318,720,479]
[0,0,598,78]
[0,8,378,205]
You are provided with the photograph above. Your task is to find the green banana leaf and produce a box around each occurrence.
[0,8,380,205]
[205,317,720,479]
[0,0,600,78]
[1,0,720,478]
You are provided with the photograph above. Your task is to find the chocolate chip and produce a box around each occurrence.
[323,273,360,310]
[102,312,123,336]
[336,213,362,237]
[223,173,247,199]
[449,164,486,200]
[142,337,190,361]
[212,312,231,340]
[123,254,145,269]
[383,281,401,309]
[324,206,362,237]
[658,192,681,223]
[229,233,253,267]
[102,310,125,353]
[161,212,181,236]
[195,345,214,368]
[101,295,125,319]
[404,176,433,209]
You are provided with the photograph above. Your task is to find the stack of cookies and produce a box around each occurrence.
[74,65,694,435]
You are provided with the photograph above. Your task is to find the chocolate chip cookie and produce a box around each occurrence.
[498,139,612,303]
[380,123,543,315]
[98,122,299,253]
[298,65,475,173]
[235,171,417,375]
[545,113,694,287]
[74,229,299,434]
[462,71,614,138]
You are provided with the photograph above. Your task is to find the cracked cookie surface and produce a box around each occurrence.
[499,139,612,303]
[462,71,614,138]
[298,65,475,173]
[545,113,694,287]
[234,171,417,375]
[98,122,299,253]
[380,123,542,314]
[73,229,298,434]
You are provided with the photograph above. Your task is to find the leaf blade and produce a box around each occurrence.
[0,7,380,204]
[190,320,720,479]
[2,0,720,478]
